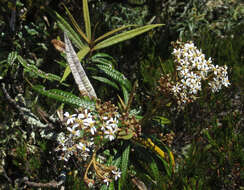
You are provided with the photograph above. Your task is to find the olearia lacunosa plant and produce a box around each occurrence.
[14,0,231,189]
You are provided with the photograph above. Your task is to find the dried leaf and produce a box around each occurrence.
[51,39,65,53]
[131,177,148,190]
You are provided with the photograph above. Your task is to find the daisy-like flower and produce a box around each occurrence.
[106,117,118,129]
[104,128,116,141]
[64,112,77,125]
[112,169,121,181]
[83,117,95,127]
[103,178,110,186]
[184,42,195,50]
[211,65,220,75]
[57,133,66,146]
[67,123,80,137]
[59,154,70,162]
[172,83,181,94]
[78,109,92,119]
[181,78,190,89]
[77,142,90,152]
[222,76,231,87]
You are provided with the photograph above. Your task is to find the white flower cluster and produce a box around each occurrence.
[55,109,120,162]
[170,41,230,106]
[55,107,122,186]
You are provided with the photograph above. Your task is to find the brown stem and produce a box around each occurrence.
[20,171,66,188]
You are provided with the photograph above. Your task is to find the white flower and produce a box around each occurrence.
[59,154,70,162]
[170,41,230,106]
[106,117,118,130]
[104,129,116,141]
[103,179,110,186]
[222,76,231,87]
[67,124,80,136]
[57,133,66,146]
[102,116,108,121]
[184,42,195,50]
[77,142,90,152]
[78,109,92,119]
[90,125,97,135]
[171,83,181,94]
[64,112,77,125]
[64,112,70,117]
[181,79,190,88]
[211,65,220,75]
[83,117,95,127]
[112,169,121,181]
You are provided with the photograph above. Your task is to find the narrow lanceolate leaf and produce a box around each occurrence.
[60,66,71,83]
[94,25,135,43]
[96,64,131,90]
[62,4,89,43]
[93,24,164,50]
[91,53,116,67]
[52,11,84,49]
[121,85,129,105]
[77,46,90,61]
[83,0,91,41]
[64,34,97,99]
[18,56,61,82]
[32,85,95,110]
[119,144,130,190]
[92,76,119,90]
[149,158,160,184]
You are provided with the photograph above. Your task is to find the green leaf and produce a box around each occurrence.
[91,53,116,62]
[100,185,108,190]
[83,0,91,41]
[96,64,131,90]
[50,10,84,49]
[18,56,61,82]
[93,24,164,50]
[121,85,129,105]
[77,46,90,61]
[7,51,17,65]
[164,146,175,170]
[91,57,114,67]
[60,65,71,83]
[149,158,160,184]
[153,116,171,125]
[92,76,119,90]
[32,85,95,109]
[108,181,115,190]
[62,4,89,43]
[94,25,136,43]
[118,128,134,140]
[91,53,115,67]
[119,143,130,190]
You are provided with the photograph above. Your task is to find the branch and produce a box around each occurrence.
[0,82,48,128]
[0,82,64,139]
[20,171,66,189]
[2,167,13,185]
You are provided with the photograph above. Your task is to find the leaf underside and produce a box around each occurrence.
[64,33,97,99]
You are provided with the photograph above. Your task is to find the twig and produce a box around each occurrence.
[20,171,66,188]
[1,82,48,128]
[2,167,13,185]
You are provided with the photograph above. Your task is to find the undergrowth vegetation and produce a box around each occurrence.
[0,0,243,189]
